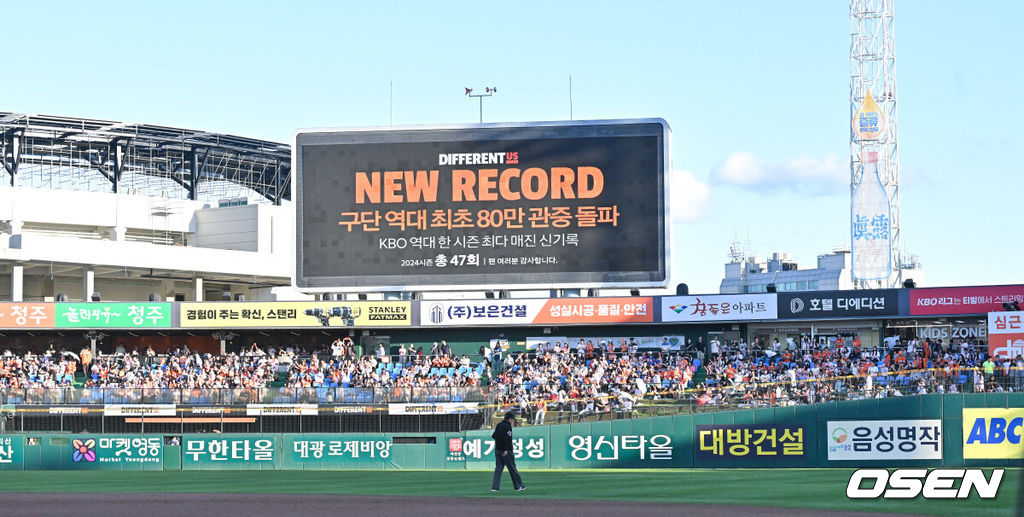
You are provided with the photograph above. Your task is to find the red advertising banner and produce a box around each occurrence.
[909,285,1024,316]
[0,303,54,328]
[990,333,1024,359]
[988,312,1024,359]
[532,297,654,324]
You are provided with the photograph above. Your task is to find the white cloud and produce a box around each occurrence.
[710,151,847,194]
[670,169,710,223]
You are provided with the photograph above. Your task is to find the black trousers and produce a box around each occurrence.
[492,451,524,490]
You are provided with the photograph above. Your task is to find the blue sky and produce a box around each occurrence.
[3,1,1021,293]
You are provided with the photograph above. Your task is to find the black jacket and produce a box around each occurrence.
[492,419,514,452]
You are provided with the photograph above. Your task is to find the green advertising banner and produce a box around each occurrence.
[0,435,23,470]
[457,427,550,470]
[64,435,163,470]
[55,303,172,328]
[182,435,277,470]
[562,428,678,468]
[283,434,393,469]
[453,419,686,470]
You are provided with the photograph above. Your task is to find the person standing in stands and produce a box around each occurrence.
[80,347,92,377]
[491,411,526,492]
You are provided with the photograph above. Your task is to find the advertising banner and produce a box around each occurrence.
[850,150,893,281]
[180,301,411,328]
[454,426,682,469]
[826,420,942,460]
[48,407,90,415]
[910,285,1024,316]
[661,294,776,322]
[324,406,378,415]
[695,424,806,464]
[246,404,318,416]
[388,402,479,415]
[55,303,172,328]
[294,120,670,291]
[420,297,653,326]
[0,303,53,328]
[182,435,277,469]
[0,435,22,470]
[565,433,675,465]
[286,435,392,468]
[103,404,176,417]
[421,299,542,326]
[963,408,1024,459]
[987,312,1024,359]
[532,297,653,324]
[67,435,162,469]
[777,289,898,319]
[190,407,229,415]
[527,336,684,351]
[450,432,549,467]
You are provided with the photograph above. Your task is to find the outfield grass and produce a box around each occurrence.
[0,469,1016,516]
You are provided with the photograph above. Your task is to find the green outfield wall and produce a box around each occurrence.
[0,393,1021,470]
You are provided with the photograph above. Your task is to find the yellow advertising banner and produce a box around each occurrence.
[179,301,411,328]
[962,408,1024,459]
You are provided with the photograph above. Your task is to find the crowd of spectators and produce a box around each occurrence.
[0,344,280,390]
[487,339,696,424]
[2,333,1023,424]
[0,349,78,388]
[82,348,280,389]
[696,335,1024,408]
[284,338,484,388]
[481,334,1024,423]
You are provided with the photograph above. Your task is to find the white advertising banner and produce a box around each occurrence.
[826,420,942,460]
[420,300,544,326]
[245,404,318,416]
[661,294,777,322]
[851,151,893,281]
[103,404,176,417]
[388,402,480,415]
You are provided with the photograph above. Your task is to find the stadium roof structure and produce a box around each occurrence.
[0,112,291,205]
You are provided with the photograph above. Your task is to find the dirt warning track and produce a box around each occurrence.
[0,492,925,517]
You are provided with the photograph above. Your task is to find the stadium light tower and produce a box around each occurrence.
[850,0,901,288]
[465,86,497,123]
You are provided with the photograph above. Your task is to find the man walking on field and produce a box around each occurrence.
[491,411,526,492]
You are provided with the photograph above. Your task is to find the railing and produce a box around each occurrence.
[489,367,1024,427]
[0,386,492,406]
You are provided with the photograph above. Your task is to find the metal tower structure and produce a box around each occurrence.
[850,0,901,287]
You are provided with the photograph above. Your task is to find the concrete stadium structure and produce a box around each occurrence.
[0,112,298,303]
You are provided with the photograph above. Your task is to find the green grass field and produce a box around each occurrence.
[0,469,1016,516]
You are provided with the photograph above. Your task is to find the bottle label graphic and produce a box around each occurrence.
[852,90,886,140]
[851,151,892,281]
